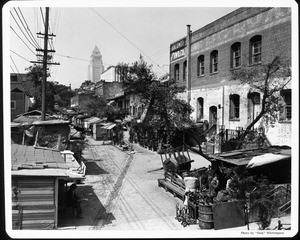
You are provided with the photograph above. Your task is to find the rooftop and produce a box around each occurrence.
[11,144,84,179]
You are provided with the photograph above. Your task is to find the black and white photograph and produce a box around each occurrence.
[2,0,298,238]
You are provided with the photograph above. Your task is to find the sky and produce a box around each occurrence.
[5,0,243,89]
[5,0,295,90]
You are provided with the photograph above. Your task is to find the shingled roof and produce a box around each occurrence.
[11,144,85,179]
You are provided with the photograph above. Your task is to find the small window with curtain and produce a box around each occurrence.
[229,94,240,120]
[280,89,291,121]
[174,64,179,81]
[197,97,204,122]
[210,50,218,74]
[231,42,241,68]
[197,55,205,76]
[183,61,187,80]
[11,101,16,110]
[250,35,262,64]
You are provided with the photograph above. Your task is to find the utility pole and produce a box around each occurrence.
[30,7,59,121]
[41,7,49,121]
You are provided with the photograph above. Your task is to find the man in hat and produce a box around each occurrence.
[66,183,83,218]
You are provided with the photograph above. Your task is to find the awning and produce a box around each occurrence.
[108,100,115,106]
[101,123,116,130]
[246,153,291,169]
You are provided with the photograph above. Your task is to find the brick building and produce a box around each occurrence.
[169,7,292,147]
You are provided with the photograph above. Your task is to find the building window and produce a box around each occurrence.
[11,75,18,82]
[174,64,179,81]
[280,90,291,121]
[229,94,240,120]
[231,42,241,68]
[183,61,187,80]
[197,55,205,76]
[210,50,218,74]
[250,35,262,64]
[197,97,204,122]
[11,101,16,109]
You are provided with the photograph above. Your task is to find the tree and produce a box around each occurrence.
[52,82,76,108]
[117,56,194,146]
[231,56,291,149]
[26,64,76,111]
[75,80,95,93]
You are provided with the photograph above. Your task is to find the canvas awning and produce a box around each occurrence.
[101,123,116,130]
[246,153,291,169]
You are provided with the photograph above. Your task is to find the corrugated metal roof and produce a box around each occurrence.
[211,147,291,166]
[100,123,116,130]
[84,117,101,124]
[11,144,84,179]
[11,119,70,127]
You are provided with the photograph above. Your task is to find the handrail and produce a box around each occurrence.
[263,184,291,199]
[278,200,291,218]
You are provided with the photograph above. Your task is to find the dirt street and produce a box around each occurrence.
[58,132,211,232]
[57,132,290,235]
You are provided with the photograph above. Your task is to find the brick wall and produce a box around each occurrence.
[170,7,292,146]
[170,8,291,88]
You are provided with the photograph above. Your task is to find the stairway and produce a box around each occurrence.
[278,200,291,218]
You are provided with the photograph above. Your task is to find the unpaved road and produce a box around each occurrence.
[58,133,210,232]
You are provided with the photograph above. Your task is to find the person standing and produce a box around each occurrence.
[66,183,83,218]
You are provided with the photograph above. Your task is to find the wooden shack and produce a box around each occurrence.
[92,122,116,141]
[11,144,85,230]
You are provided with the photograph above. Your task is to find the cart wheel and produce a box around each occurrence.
[182,222,188,227]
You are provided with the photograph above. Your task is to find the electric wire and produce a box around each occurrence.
[10,55,31,95]
[17,7,41,49]
[55,53,114,66]
[40,7,45,27]
[10,11,39,50]
[10,26,36,56]
[10,50,31,62]
[90,8,167,74]
[149,47,169,58]
[35,8,42,47]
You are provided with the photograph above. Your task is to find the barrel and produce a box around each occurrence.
[198,204,214,229]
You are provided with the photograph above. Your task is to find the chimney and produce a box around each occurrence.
[186,25,192,105]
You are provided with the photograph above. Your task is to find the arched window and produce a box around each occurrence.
[183,61,187,80]
[250,35,262,64]
[229,94,240,120]
[174,63,179,81]
[197,97,204,122]
[210,50,218,74]
[197,55,205,76]
[231,42,241,68]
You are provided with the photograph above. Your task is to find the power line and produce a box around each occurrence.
[40,7,45,27]
[10,55,31,95]
[35,8,42,47]
[52,8,60,34]
[10,11,39,50]
[90,8,167,74]
[149,47,169,58]
[10,50,31,62]
[10,26,36,56]
[17,7,41,49]
[55,53,113,66]
[56,53,90,62]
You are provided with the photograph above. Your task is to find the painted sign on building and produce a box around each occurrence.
[170,48,186,62]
